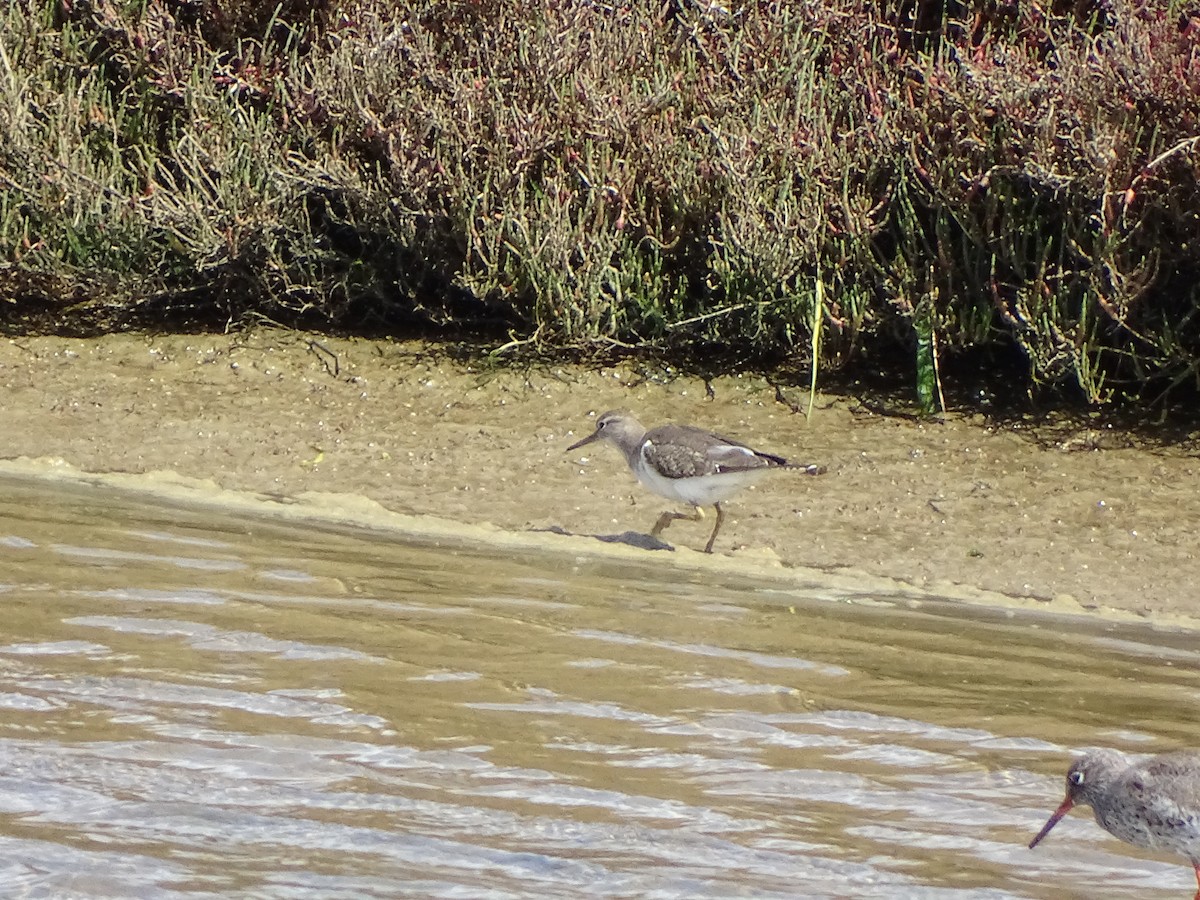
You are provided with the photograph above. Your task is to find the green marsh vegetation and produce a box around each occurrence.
[0,1,1197,412]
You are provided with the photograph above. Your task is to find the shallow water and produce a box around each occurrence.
[2,477,1199,899]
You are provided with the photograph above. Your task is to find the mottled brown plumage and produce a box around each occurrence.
[638,422,788,479]
[1030,748,1200,899]
[566,410,822,553]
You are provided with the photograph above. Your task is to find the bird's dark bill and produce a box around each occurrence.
[567,431,600,452]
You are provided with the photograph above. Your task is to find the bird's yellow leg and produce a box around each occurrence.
[650,506,704,538]
[703,503,725,553]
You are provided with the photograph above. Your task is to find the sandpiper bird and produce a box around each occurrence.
[1029,748,1200,898]
[566,409,823,553]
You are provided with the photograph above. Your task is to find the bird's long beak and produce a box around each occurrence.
[566,430,599,452]
[1028,796,1075,849]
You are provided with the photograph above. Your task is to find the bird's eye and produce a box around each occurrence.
[1069,771,1085,786]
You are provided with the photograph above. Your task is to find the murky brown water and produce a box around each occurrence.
[2,476,1199,898]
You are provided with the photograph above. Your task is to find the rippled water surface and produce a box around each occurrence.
[3,476,1200,899]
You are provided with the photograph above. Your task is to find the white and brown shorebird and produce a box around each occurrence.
[1029,748,1200,899]
[566,409,823,553]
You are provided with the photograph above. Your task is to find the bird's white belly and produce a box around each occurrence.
[631,457,769,506]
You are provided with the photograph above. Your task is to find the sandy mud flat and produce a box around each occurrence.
[2,331,1198,624]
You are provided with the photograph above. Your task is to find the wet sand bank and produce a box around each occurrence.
[2,331,1197,621]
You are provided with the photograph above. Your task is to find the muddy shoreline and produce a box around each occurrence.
[3,331,1198,620]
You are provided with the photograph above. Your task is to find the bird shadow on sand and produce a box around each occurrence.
[534,525,674,551]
